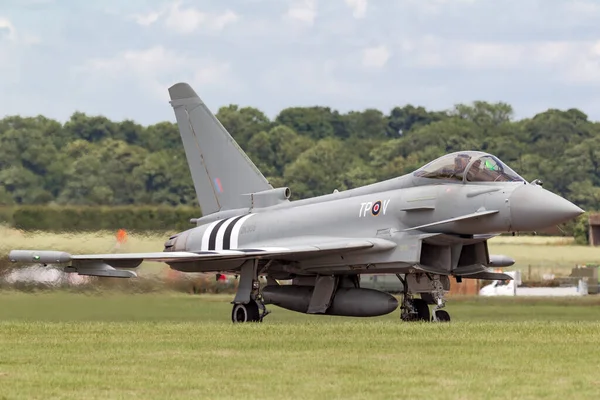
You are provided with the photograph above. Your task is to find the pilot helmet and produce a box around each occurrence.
[454,153,471,170]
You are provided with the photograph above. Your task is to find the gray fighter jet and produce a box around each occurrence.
[8,82,584,323]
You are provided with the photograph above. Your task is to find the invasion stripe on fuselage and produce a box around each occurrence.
[208,218,229,250]
[229,214,254,249]
[214,217,238,251]
[201,220,221,251]
[222,215,246,250]
[200,213,255,251]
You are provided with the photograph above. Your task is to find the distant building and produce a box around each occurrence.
[588,214,600,246]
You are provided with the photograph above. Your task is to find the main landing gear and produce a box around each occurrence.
[231,260,270,323]
[396,273,451,323]
[231,301,260,322]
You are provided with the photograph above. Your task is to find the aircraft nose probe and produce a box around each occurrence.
[508,184,584,232]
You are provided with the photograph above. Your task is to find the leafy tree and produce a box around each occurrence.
[133,150,197,206]
[63,112,118,142]
[139,122,182,152]
[283,138,357,198]
[116,120,143,144]
[57,140,147,205]
[387,105,447,136]
[345,109,389,139]
[0,165,52,204]
[247,125,314,177]
[453,101,514,126]
[216,105,271,149]
[521,109,592,159]
[0,99,598,215]
[276,107,345,140]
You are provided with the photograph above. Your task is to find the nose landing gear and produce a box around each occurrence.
[397,273,451,323]
[433,309,451,322]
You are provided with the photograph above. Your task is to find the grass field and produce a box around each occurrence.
[1,292,600,399]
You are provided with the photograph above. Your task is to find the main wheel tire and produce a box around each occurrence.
[434,310,451,322]
[231,301,261,323]
[412,298,430,321]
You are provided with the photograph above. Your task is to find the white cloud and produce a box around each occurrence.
[404,0,479,15]
[77,46,236,99]
[131,2,239,34]
[531,41,573,64]
[83,46,183,76]
[0,17,40,49]
[192,63,233,86]
[345,0,367,19]
[20,0,55,4]
[362,45,390,68]
[286,0,317,25]
[5,0,600,125]
[563,41,600,84]
[164,1,207,34]
[564,0,600,17]
[210,10,239,31]
[0,17,24,83]
[0,17,17,41]
[397,36,532,69]
[395,36,600,86]
[262,58,363,100]
[133,11,162,27]
[21,34,41,45]
[458,42,526,69]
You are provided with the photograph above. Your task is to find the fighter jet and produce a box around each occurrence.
[8,82,584,323]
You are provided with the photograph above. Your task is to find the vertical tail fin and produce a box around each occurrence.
[168,82,272,215]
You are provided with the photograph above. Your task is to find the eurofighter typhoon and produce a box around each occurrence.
[9,83,584,323]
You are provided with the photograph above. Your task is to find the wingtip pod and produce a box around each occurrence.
[9,250,72,264]
[168,82,199,101]
[487,254,515,267]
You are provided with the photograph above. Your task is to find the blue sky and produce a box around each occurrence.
[1,0,600,125]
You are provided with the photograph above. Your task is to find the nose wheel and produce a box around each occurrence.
[433,309,451,322]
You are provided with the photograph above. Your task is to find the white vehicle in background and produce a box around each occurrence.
[479,270,588,297]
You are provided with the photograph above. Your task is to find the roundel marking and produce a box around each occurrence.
[372,200,382,216]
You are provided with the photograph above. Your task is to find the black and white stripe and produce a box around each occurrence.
[200,214,254,251]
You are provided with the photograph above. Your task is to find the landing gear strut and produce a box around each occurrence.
[397,274,430,321]
[231,260,270,323]
[429,274,449,322]
[397,273,450,323]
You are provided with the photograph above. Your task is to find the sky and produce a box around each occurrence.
[1,0,600,126]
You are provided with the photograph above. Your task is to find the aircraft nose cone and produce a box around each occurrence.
[509,184,584,232]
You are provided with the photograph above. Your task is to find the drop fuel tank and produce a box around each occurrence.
[262,285,398,317]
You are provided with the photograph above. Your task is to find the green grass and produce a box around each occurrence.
[1,292,600,399]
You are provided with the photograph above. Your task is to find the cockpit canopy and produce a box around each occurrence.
[413,151,525,183]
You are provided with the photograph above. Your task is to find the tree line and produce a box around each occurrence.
[1,101,599,213]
